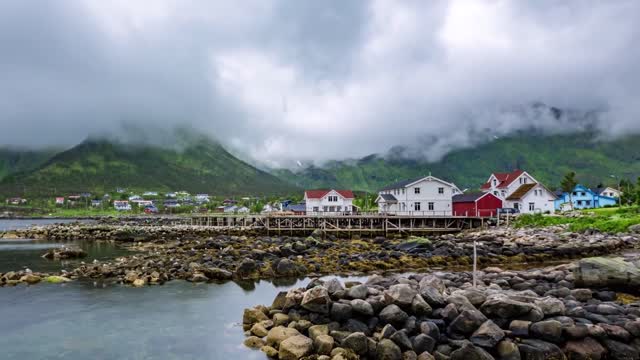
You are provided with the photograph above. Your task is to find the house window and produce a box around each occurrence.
[577,200,582,205]
[514,203,519,210]
[329,206,335,212]
[586,201,591,206]
[438,187,444,194]
[414,188,420,194]
[494,191,498,196]
[501,191,506,197]
[313,207,319,212]
[323,206,328,212]
[581,192,586,196]
[402,189,405,194]
[529,203,535,211]
[493,179,497,186]
[428,202,434,211]
[337,206,342,212]
[572,192,577,196]
[414,202,421,211]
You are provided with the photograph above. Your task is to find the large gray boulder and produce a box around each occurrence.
[347,284,369,299]
[574,257,640,289]
[450,343,495,360]
[480,295,544,321]
[279,335,313,360]
[376,339,402,360]
[385,284,418,307]
[517,339,566,360]
[448,309,488,335]
[564,337,606,360]
[471,320,505,348]
[342,332,369,355]
[301,286,332,314]
[380,304,409,325]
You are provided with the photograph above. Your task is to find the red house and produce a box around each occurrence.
[452,192,503,217]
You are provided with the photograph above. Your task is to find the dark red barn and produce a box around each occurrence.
[452,192,503,217]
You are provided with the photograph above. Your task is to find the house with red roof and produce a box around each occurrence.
[481,170,556,214]
[304,190,356,215]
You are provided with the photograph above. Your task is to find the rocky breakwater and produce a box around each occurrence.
[0,224,263,242]
[575,256,640,291]
[2,223,640,287]
[0,270,71,286]
[41,246,87,260]
[243,265,640,360]
[63,226,639,287]
[407,225,640,266]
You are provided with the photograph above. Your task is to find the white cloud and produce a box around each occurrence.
[0,0,639,167]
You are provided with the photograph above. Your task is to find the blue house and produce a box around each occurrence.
[554,184,618,211]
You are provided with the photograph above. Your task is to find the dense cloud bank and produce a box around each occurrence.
[1,1,639,166]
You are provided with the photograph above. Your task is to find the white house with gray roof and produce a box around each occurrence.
[375,175,461,216]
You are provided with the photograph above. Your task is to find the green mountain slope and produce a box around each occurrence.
[0,148,58,181]
[274,132,640,192]
[0,135,297,197]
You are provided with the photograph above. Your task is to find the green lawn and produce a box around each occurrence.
[515,206,640,233]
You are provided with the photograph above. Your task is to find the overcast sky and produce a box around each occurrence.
[1,1,639,166]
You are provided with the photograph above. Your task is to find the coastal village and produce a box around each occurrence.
[6,169,623,218]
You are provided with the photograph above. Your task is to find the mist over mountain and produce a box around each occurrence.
[273,131,640,193]
[0,132,296,197]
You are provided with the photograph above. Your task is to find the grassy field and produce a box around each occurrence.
[515,206,640,233]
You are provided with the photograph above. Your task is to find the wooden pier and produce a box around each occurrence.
[185,214,492,236]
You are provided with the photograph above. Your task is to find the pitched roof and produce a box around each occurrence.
[305,189,354,199]
[481,170,525,190]
[285,204,306,212]
[379,175,455,191]
[505,183,537,200]
[452,193,485,203]
[378,194,398,202]
[379,176,424,191]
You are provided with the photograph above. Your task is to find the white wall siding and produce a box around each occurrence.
[509,184,556,214]
[305,190,354,215]
[377,176,455,216]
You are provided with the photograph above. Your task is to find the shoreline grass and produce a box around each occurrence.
[515,206,640,233]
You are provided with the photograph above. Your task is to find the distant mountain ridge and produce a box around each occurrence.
[2,130,639,198]
[273,132,640,193]
[0,148,58,181]
[0,132,297,197]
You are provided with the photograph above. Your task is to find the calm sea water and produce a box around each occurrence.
[0,219,93,231]
[0,221,360,359]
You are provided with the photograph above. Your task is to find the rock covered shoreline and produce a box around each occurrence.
[242,263,640,360]
[1,224,640,287]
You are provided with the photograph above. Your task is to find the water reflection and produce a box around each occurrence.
[0,239,132,273]
[0,277,365,360]
[0,219,94,231]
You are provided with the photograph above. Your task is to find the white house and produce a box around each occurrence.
[376,175,461,216]
[304,190,355,215]
[594,187,622,199]
[114,200,131,211]
[195,194,210,203]
[481,169,556,214]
